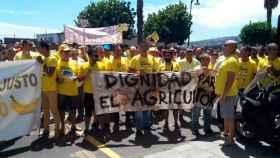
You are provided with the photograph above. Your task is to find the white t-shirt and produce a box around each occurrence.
[179,58,200,71]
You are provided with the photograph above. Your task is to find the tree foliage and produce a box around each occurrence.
[144,2,192,45]
[75,0,136,39]
[264,0,279,25]
[240,21,277,45]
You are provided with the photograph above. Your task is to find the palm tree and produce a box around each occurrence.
[264,0,279,25]
[137,0,144,44]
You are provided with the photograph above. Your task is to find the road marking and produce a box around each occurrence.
[70,150,96,158]
[85,135,122,158]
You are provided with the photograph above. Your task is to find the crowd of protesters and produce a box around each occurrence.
[0,39,279,147]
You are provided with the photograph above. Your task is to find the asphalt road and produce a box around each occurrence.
[0,111,279,158]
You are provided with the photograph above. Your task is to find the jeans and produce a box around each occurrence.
[192,105,211,131]
[135,111,151,130]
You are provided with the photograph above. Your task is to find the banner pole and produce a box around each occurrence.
[83,27,86,47]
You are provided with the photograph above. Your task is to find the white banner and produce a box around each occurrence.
[64,25,123,45]
[0,60,41,141]
[92,72,199,115]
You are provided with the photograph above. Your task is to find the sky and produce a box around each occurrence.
[0,0,279,41]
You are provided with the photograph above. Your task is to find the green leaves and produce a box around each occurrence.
[144,2,192,45]
[75,0,136,39]
[240,21,277,45]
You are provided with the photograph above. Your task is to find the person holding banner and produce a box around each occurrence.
[78,46,107,135]
[106,45,130,132]
[37,41,61,138]
[56,44,80,136]
[192,53,215,136]
[14,40,40,60]
[129,42,157,136]
[158,49,181,131]
[126,46,138,61]
[215,40,239,146]
[148,47,162,66]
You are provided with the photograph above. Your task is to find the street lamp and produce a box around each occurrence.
[187,0,200,47]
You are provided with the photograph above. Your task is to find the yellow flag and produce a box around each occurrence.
[146,32,159,43]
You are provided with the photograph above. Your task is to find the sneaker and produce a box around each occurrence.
[174,123,180,130]
[204,129,214,136]
[136,130,143,137]
[84,129,90,136]
[192,129,200,136]
[42,131,49,138]
[113,123,119,132]
[76,115,84,122]
[163,123,169,131]
[91,122,99,130]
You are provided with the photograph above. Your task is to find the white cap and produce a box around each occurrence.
[225,40,237,45]
[130,46,136,50]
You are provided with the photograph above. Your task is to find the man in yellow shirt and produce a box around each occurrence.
[97,46,110,66]
[258,46,267,60]
[178,48,200,71]
[237,46,257,90]
[158,49,181,130]
[129,42,157,136]
[57,44,79,136]
[126,46,138,61]
[106,45,129,131]
[209,51,219,70]
[257,43,280,88]
[14,40,40,60]
[37,41,61,138]
[250,47,259,65]
[148,47,162,67]
[78,47,106,134]
[215,40,239,146]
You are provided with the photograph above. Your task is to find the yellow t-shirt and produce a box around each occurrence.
[158,61,181,72]
[57,59,79,96]
[258,57,280,71]
[258,55,267,61]
[51,51,60,60]
[100,57,111,70]
[209,63,215,70]
[215,56,239,96]
[129,54,157,73]
[107,57,129,72]
[14,51,40,60]
[236,59,257,89]
[257,57,280,87]
[79,61,106,94]
[42,55,58,92]
[250,56,259,66]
